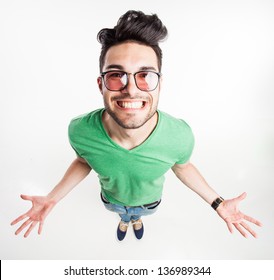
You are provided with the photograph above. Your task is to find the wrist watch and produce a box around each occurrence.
[211,197,224,210]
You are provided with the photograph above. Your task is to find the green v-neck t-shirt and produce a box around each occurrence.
[68,109,194,206]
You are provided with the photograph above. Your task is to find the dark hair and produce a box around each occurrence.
[97,10,168,72]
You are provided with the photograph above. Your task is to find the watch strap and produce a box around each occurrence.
[211,197,224,210]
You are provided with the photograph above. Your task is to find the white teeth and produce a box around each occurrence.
[118,101,144,109]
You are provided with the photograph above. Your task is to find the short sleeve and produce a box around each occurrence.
[175,121,195,164]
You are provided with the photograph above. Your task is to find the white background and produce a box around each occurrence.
[0,0,273,260]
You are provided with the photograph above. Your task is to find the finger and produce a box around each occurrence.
[24,221,38,238]
[234,223,248,238]
[226,222,234,234]
[38,205,54,235]
[15,218,32,235]
[11,214,28,226]
[20,194,33,201]
[38,222,44,235]
[240,221,258,238]
[244,215,263,227]
[237,192,247,201]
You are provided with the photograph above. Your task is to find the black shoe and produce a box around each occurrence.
[117,221,129,241]
[132,219,144,240]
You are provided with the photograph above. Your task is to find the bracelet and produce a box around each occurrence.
[211,197,224,210]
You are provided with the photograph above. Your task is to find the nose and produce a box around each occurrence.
[121,73,138,96]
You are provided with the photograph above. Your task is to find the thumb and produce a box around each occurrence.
[20,194,33,201]
[237,192,247,201]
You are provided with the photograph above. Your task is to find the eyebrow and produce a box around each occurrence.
[105,64,124,70]
[104,64,158,72]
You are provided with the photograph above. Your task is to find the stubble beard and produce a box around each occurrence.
[104,105,158,129]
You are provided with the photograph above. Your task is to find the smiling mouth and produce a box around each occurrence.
[116,101,146,109]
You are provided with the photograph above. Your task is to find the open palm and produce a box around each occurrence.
[217,192,262,238]
[11,194,55,237]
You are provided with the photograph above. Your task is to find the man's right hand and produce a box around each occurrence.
[11,194,56,237]
[11,157,92,238]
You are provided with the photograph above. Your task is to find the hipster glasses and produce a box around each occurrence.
[100,70,161,92]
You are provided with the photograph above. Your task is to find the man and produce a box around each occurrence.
[11,10,262,241]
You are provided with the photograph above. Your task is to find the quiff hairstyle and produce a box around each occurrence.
[97,10,168,72]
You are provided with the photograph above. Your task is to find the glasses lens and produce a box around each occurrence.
[135,71,159,91]
[104,71,127,91]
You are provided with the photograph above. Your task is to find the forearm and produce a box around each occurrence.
[172,162,220,205]
[47,157,92,204]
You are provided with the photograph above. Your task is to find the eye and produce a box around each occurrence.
[137,71,149,78]
[107,71,125,79]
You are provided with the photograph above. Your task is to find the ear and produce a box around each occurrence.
[97,77,103,94]
[158,74,163,91]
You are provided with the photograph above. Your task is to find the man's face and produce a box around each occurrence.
[98,42,161,129]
